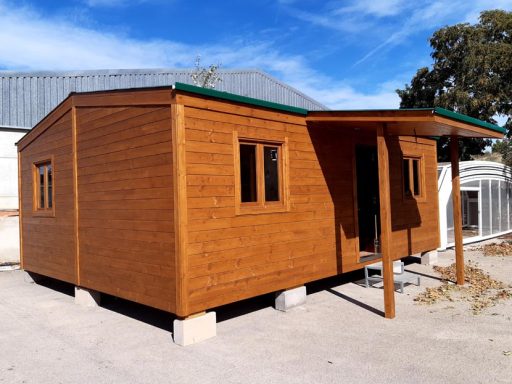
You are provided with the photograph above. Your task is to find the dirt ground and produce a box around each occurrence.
[1,241,511,384]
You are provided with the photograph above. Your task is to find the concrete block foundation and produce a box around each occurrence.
[173,312,216,346]
[75,287,101,307]
[275,286,306,312]
[421,250,438,265]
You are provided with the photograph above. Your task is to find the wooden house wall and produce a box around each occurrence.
[388,136,440,256]
[75,105,177,313]
[177,95,341,315]
[18,88,440,318]
[176,95,440,315]
[19,110,77,283]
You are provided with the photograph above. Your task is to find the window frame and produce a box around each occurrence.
[402,154,426,201]
[32,157,55,217]
[234,132,289,215]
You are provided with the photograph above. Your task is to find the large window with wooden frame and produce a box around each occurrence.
[235,137,288,214]
[403,155,424,199]
[33,159,54,214]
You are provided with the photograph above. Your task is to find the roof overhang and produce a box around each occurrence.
[306,107,505,139]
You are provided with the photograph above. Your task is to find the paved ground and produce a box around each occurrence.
[1,245,511,384]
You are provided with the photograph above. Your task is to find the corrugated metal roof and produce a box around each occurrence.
[0,68,326,128]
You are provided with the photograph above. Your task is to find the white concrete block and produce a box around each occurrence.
[75,287,101,307]
[275,286,306,312]
[421,250,438,265]
[173,312,216,346]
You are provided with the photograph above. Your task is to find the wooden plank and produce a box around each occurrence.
[78,164,172,184]
[78,175,172,193]
[377,125,395,319]
[78,152,172,177]
[450,137,465,285]
[72,106,80,285]
[178,95,306,126]
[17,99,73,150]
[73,88,173,108]
[78,114,171,150]
[172,103,188,317]
[77,141,172,168]
[18,151,24,269]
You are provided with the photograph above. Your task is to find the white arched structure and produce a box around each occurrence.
[438,161,512,250]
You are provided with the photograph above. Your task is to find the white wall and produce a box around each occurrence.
[0,131,27,210]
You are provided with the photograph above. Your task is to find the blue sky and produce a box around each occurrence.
[1,0,512,109]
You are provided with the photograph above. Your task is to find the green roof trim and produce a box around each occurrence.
[174,82,308,115]
[434,107,506,134]
[172,83,505,135]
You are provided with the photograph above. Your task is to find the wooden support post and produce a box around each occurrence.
[450,137,465,285]
[377,125,395,319]
[172,103,189,317]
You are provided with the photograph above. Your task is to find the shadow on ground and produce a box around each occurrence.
[28,261,430,332]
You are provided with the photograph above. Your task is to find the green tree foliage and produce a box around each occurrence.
[492,139,512,166]
[397,10,512,161]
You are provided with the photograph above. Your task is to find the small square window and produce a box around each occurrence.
[235,135,288,214]
[403,156,423,199]
[33,160,54,213]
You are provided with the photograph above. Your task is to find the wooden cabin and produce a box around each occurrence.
[17,83,504,343]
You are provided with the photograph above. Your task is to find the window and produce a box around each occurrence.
[403,156,423,199]
[33,160,54,214]
[235,136,288,214]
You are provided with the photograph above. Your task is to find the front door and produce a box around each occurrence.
[355,145,380,254]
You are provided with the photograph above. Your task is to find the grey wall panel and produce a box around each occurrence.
[0,69,326,128]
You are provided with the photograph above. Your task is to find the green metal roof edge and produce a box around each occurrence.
[174,82,308,115]
[434,107,506,134]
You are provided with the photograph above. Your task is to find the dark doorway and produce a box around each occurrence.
[355,145,380,253]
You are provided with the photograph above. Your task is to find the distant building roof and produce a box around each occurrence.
[0,68,326,128]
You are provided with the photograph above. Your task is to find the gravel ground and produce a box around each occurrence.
[1,243,511,384]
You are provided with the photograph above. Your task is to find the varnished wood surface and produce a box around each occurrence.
[76,105,176,313]
[377,125,395,319]
[19,87,446,318]
[450,137,465,285]
[171,103,189,317]
[19,110,77,284]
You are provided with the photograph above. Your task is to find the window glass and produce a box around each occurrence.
[264,146,279,202]
[481,180,491,236]
[412,159,420,196]
[38,165,45,209]
[462,180,479,188]
[403,159,411,196]
[47,164,53,208]
[500,181,507,232]
[403,157,422,198]
[446,193,454,243]
[491,180,500,234]
[240,144,257,203]
[508,182,512,231]
[34,161,53,212]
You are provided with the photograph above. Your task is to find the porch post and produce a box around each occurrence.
[376,125,395,319]
[450,137,465,285]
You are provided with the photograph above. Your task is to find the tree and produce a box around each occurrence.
[397,10,512,161]
[492,139,512,166]
[190,55,222,89]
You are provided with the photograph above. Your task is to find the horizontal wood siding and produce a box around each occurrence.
[76,106,176,312]
[388,137,440,256]
[20,110,76,283]
[178,95,340,314]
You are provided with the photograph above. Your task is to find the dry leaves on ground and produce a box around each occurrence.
[414,262,512,314]
[478,241,512,257]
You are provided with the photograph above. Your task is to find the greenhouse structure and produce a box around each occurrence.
[438,161,512,250]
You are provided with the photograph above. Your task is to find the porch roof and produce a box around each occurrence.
[306,107,505,139]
